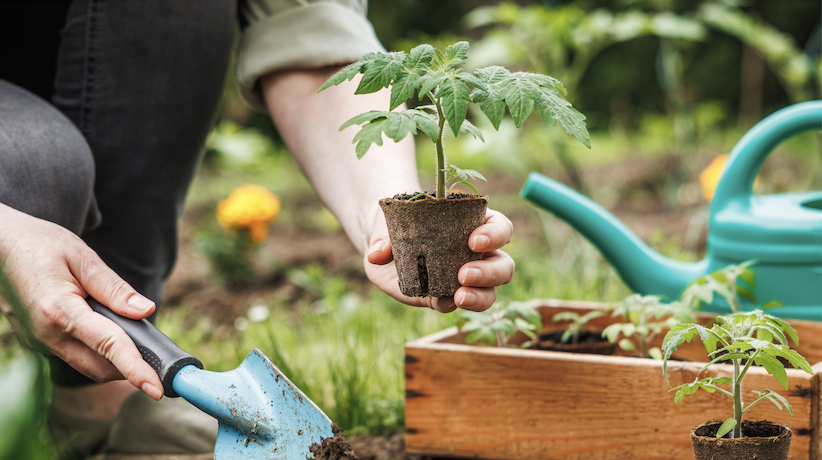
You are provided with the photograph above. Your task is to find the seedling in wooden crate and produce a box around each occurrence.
[602,294,691,359]
[552,310,604,345]
[456,301,542,348]
[662,309,813,458]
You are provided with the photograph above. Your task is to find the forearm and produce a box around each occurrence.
[261,66,421,254]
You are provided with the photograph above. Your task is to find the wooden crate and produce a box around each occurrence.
[405,299,822,460]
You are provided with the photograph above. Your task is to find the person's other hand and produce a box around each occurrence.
[365,208,514,313]
[0,205,164,400]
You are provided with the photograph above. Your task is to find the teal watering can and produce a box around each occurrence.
[521,101,822,321]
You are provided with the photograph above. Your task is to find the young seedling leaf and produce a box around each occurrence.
[439,72,472,136]
[340,111,390,130]
[753,353,789,390]
[351,118,387,158]
[648,347,663,360]
[390,73,420,111]
[356,51,406,94]
[501,73,539,128]
[407,44,435,72]
[618,338,636,351]
[319,61,366,92]
[459,119,485,142]
[716,418,737,438]
[535,89,591,148]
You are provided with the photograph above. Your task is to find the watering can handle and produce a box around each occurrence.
[712,100,822,207]
[89,298,203,398]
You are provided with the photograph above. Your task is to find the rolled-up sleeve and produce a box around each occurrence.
[237,0,385,111]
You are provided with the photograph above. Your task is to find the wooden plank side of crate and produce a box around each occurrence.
[405,341,815,460]
[812,362,822,460]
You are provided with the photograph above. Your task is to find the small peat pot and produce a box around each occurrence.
[528,330,617,355]
[691,420,792,460]
[380,193,488,297]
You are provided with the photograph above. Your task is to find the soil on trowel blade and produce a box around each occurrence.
[309,423,358,460]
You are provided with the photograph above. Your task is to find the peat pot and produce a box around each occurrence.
[380,194,487,297]
[404,299,821,460]
[691,420,792,460]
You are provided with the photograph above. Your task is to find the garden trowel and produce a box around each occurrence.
[89,299,335,460]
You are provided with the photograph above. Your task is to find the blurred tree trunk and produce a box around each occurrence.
[738,44,764,128]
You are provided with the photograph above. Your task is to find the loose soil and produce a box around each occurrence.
[310,423,358,460]
[529,330,617,355]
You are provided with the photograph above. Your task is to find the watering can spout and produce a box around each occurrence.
[521,172,709,300]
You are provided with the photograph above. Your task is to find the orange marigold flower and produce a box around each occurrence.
[216,184,280,243]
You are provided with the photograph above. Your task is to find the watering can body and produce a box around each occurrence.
[521,101,822,321]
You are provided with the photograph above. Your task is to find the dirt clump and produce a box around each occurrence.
[309,423,358,460]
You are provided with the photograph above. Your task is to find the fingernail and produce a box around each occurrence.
[471,235,490,251]
[460,268,482,285]
[127,295,155,314]
[367,240,386,257]
[456,290,477,307]
[142,382,163,401]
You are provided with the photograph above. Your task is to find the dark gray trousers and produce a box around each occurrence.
[0,0,236,384]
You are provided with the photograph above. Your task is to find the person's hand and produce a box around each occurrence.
[365,208,514,313]
[0,205,164,400]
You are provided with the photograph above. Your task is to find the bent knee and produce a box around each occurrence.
[0,80,96,233]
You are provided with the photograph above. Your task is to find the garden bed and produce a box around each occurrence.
[404,299,821,460]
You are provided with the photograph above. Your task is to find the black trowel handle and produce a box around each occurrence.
[88,298,203,398]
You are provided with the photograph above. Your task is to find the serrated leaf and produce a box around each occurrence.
[384,112,418,142]
[773,348,813,374]
[340,111,390,131]
[445,41,470,62]
[458,119,485,142]
[390,73,420,111]
[407,44,434,72]
[535,89,591,148]
[319,61,365,92]
[438,73,472,136]
[406,109,439,143]
[351,119,387,158]
[764,390,793,415]
[754,353,789,390]
[716,418,737,438]
[356,52,406,94]
[472,66,510,130]
[417,71,446,98]
[446,165,487,183]
[501,73,539,128]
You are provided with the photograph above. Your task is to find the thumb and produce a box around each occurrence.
[366,222,393,265]
[69,249,155,319]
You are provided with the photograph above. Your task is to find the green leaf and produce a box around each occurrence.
[390,73,420,111]
[438,72,472,136]
[739,267,756,287]
[407,44,435,72]
[319,61,365,92]
[560,329,573,344]
[602,323,622,343]
[406,110,439,143]
[649,347,663,360]
[552,312,581,324]
[716,418,737,438]
[384,112,418,142]
[356,51,406,94]
[445,41,470,64]
[445,165,487,183]
[618,338,635,351]
[448,181,481,196]
[459,119,485,142]
[754,353,789,390]
[473,66,511,130]
[417,70,447,98]
[535,89,591,148]
[773,348,813,374]
[340,111,390,131]
[762,300,784,309]
[501,73,539,128]
[351,119,387,159]
[736,285,756,303]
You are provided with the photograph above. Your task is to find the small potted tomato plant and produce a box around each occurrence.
[320,41,590,297]
[662,309,813,460]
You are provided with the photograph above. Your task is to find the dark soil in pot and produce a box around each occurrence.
[528,330,617,355]
[380,193,488,297]
[691,420,791,460]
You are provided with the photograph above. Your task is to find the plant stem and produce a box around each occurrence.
[733,358,743,438]
[434,98,446,198]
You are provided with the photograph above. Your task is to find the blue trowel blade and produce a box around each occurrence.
[171,349,334,460]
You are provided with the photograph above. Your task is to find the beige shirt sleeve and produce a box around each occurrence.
[237,0,385,111]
